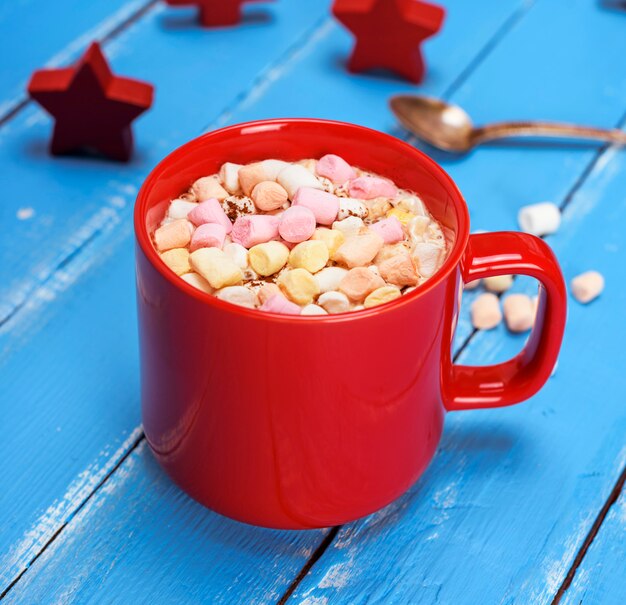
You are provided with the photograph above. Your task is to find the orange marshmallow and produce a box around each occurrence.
[338,267,385,302]
[251,181,289,211]
[334,232,384,268]
[154,219,192,252]
[378,254,419,287]
[238,163,268,196]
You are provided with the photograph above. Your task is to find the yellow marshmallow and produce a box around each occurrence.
[386,208,415,226]
[289,240,329,273]
[248,241,290,276]
[189,248,243,289]
[277,268,320,305]
[181,272,213,294]
[364,286,402,308]
[311,227,345,259]
[160,248,191,276]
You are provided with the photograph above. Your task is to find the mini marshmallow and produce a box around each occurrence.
[364,286,402,308]
[192,176,229,201]
[257,283,281,305]
[289,240,329,274]
[160,248,190,275]
[337,198,369,221]
[314,266,349,293]
[215,286,257,308]
[277,164,323,198]
[571,270,604,303]
[318,291,350,314]
[223,242,249,269]
[261,159,290,180]
[251,181,289,211]
[278,268,320,305]
[181,272,213,294]
[190,222,227,251]
[260,293,301,315]
[518,202,561,236]
[375,243,411,264]
[378,254,419,287]
[301,304,328,316]
[338,267,385,302]
[249,241,290,276]
[316,154,356,184]
[387,208,416,226]
[396,195,427,216]
[332,216,364,238]
[221,195,256,222]
[231,215,280,248]
[348,176,397,199]
[413,242,445,278]
[409,215,430,237]
[370,216,404,244]
[292,187,339,225]
[471,293,502,330]
[311,227,345,259]
[188,198,233,233]
[365,197,392,220]
[167,199,197,219]
[219,162,243,194]
[238,163,268,196]
[190,248,243,289]
[464,279,481,290]
[154,219,192,252]
[484,274,514,293]
[503,293,535,332]
[367,264,380,276]
[334,232,384,269]
[278,206,316,243]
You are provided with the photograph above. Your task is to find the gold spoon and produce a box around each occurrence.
[390,94,626,153]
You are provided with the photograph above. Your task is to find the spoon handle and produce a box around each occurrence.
[473,121,626,146]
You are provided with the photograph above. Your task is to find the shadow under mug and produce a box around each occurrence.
[134,119,567,529]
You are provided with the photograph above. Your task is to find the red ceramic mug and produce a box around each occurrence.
[135,119,566,529]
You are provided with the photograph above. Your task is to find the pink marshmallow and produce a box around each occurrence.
[190,223,227,251]
[316,154,356,184]
[188,198,233,234]
[231,215,279,248]
[278,205,316,243]
[370,216,405,244]
[292,187,339,226]
[348,176,397,200]
[260,293,301,315]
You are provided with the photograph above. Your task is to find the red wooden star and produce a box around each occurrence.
[27,42,154,161]
[165,0,271,27]
[333,0,445,83]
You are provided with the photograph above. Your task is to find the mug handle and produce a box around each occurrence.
[443,231,567,411]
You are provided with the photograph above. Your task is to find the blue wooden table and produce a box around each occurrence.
[1,1,625,603]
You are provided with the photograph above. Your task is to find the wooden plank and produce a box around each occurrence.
[289,140,626,602]
[0,0,528,598]
[0,0,151,117]
[562,483,626,605]
[1,442,328,605]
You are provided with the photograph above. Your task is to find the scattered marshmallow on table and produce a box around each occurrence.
[484,274,514,293]
[153,155,451,315]
[570,270,604,303]
[518,201,561,236]
[503,293,535,332]
[471,293,502,330]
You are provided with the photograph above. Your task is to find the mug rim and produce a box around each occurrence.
[134,118,470,323]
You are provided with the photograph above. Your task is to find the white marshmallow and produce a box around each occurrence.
[413,242,444,278]
[518,202,561,236]
[215,286,257,308]
[301,304,328,316]
[484,274,514,293]
[314,266,349,293]
[332,216,364,238]
[223,242,249,269]
[396,194,427,216]
[167,199,197,220]
[262,159,290,181]
[318,291,350,314]
[181,272,213,294]
[503,293,535,332]
[277,164,323,198]
[409,215,430,238]
[337,198,369,220]
[219,162,243,194]
[571,270,604,303]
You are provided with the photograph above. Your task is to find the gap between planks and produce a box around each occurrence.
[0,0,160,129]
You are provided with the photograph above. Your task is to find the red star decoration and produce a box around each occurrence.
[165,0,272,27]
[333,0,445,83]
[27,42,154,161]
